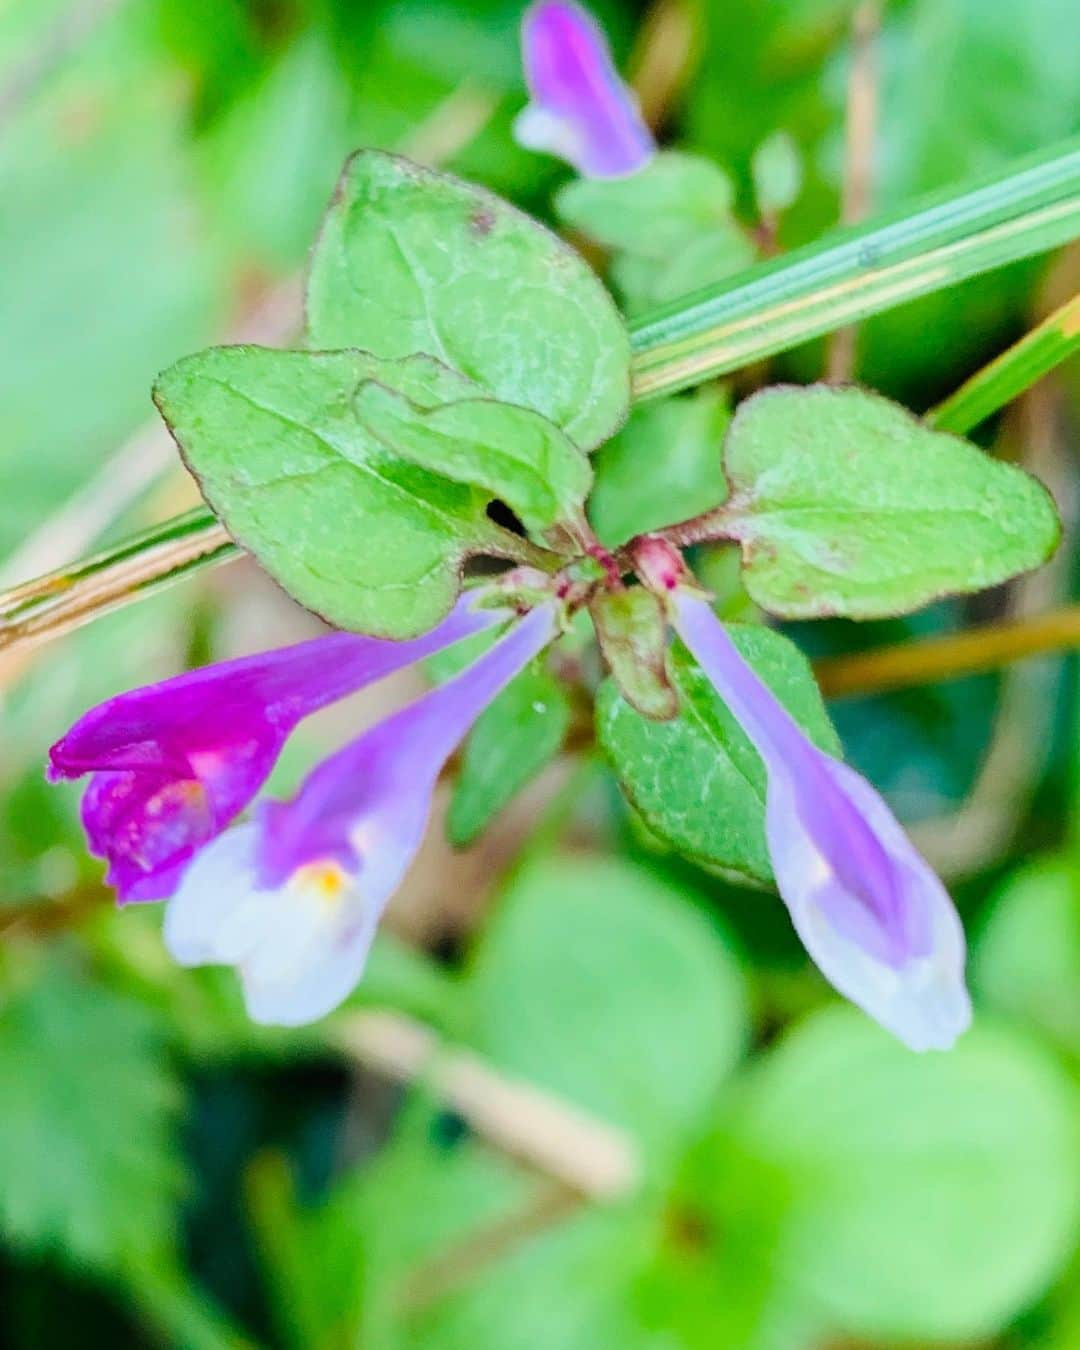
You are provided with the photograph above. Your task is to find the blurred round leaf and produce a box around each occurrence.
[467,854,748,1164]
[974,855,1080,1055]
[728,1007,1080,1342]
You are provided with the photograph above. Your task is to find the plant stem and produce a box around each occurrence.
[0,509,234,651]
[825,0,881,383]
[2,140,1078,656]
[814,605,1080,699]
[631,135,1080,398]
[926,292,1080,434]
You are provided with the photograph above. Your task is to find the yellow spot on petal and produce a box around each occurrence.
[292,860,350,909]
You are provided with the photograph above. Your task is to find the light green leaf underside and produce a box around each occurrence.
[306,149,631,451]
[155,345,530,638]
[353,381,591,535]
[723,384,1061,619]
[448,664,571,846]
[597,626,839,883]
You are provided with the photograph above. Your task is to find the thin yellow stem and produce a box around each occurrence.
[814,605,1080,699]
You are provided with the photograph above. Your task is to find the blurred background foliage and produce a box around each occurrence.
[0,0,1078,1345]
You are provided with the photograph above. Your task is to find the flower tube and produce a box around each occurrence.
[673,590,972,1051]
[48,594,499,902]
[515,1,655,178]
[163,604,558,1025]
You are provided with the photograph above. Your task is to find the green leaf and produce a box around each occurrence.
[555,151,739,257]
[306,150,631,451]
[973,855,1080,1055]
[720,384,1061,619]
[352,380,591,535]
[612,230,757,315]
[351,1100,657,1350]
[878,0,1080,203]
[590,587,677,721]
[154,345,541,638]
[752,131,804,217]
[467,854,748,1162]
[588,389,731,547]
[730,1007,1080,1342]
[0,960,181,1270]
[556,151,755,316]
[448,664,572,846]
[597,627,839,883]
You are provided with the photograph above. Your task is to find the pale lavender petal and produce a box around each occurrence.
[673,590,971,1051]
[48,592,500,902]
[164,604,559,1026]
[164,824,378,1026]
[516,1,655,178]
[257,603,558,886]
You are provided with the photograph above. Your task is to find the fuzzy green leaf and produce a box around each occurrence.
[352,380,591,535]
[721,384,1061,619]
[597,626,839,883]
[448,664,572,846]
[155,345,545,638]
[306,150,631,451]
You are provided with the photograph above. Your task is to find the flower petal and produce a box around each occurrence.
[672,589,972,1050]
[51,592,501,901]
[517,1,655,178]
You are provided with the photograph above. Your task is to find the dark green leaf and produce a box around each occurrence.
[0,962,181,1270]
[155,345,541,638]
[588,389,730,547]
[721,384,1060,618]
[306,150,631,451]
[448,664,572,846]
[597,627,839,883]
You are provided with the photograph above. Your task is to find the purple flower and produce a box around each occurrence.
[515,1,655,179]
[163,604,558,1025]
[48,594,499,903]
[673,590,971,1051]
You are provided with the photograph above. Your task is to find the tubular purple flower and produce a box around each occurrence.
[47,594,499,903]
[515,1,655,178]
[672,590,972,1052]
[163,603,559,1026]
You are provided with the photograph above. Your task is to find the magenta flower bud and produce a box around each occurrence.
[673,591,972,1051]
[163,604,558,1025]
[47,595,499,903]
[515,1,655,179]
